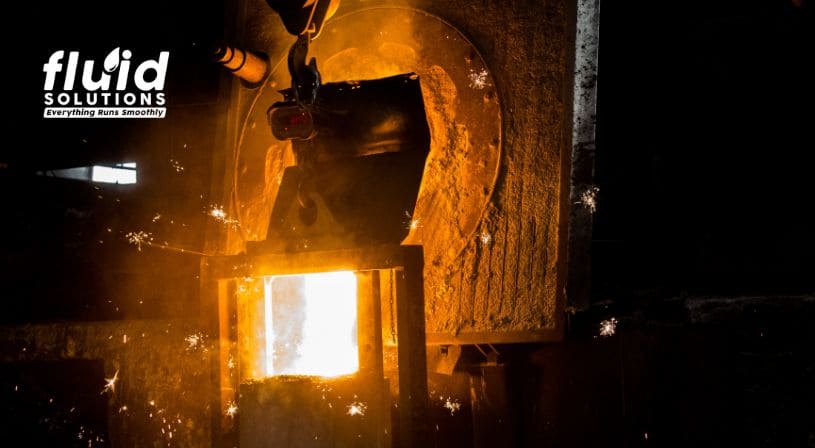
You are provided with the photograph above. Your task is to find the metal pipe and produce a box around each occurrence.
[213,43,269,87]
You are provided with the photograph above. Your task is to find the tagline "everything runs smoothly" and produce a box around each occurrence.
[43,107,167,119]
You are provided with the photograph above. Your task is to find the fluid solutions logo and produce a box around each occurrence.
[43,48,169,119]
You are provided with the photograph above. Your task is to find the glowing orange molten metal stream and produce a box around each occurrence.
[263,271,358,378]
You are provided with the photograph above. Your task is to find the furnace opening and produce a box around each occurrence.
[261,271,358,378]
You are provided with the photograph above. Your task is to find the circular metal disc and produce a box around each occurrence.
[235,7,501,265]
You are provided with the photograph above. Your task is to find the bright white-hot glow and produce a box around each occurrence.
[264,277,275,375]
[264,271,358,378]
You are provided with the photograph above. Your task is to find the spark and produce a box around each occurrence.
[227,355,235,370]
[126,231,208,257]
[468,68,490,89]
[119,405,128,413]
[443,397,461,416]
[479,231,492,246]
[346,401,367,417]
[169,159,185,173]
[599,318,618,337]
[101,369,119,395]
[577,185,600,213]
[209,204,239,226]
[225,401,238,418]
[185,332,205,351]
[152,213,162,222]
[125,231,153,251]
[122,334,128,344]
[209,205,226,220]
[404,211,420,231]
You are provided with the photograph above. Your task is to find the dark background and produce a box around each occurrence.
[0,0,226,323]
[559,1,814,446]
[592,0,814,299]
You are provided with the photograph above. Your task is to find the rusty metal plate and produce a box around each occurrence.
[235,7,501,269]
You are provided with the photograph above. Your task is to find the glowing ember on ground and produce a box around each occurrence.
[599,318,618,337]
[225,401,238,418]
[577,185,600,213]
[125,231,153,251]
[443,397,461,416]
[346,401,367,416]
[101,369,119,395]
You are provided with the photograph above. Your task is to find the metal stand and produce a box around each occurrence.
[202,244,428,447]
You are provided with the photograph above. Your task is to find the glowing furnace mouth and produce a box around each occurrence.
[263,271,358,378]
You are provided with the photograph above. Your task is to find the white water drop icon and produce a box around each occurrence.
[104,47,120,72]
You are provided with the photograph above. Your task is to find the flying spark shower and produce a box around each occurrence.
[125,231,153,251]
